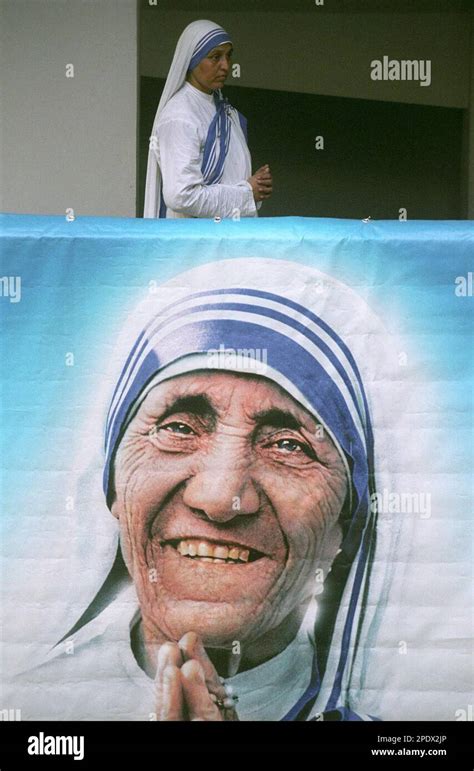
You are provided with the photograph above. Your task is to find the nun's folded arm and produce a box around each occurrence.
[156,117,257,219]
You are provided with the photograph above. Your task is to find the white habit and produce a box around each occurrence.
[151,82,259,219]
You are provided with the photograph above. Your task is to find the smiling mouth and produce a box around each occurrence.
[163,538,264,565]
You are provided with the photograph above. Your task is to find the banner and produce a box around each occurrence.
[1,213,472,723]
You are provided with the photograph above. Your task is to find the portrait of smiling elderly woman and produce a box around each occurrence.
[8,257,401,722]
[95,255,387,723]
[110,369,347,719]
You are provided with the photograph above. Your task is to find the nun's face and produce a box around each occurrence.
[111,371,347,648]
[187,43,233,94]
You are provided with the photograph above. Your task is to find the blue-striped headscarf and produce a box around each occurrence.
[102,258,378,719]
[188,26,232,71]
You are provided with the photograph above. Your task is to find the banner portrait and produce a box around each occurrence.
[1,213,472,723]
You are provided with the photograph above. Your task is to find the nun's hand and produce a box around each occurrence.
[180,632,239,721]
[248,164,273,202]
[154,636,238,721]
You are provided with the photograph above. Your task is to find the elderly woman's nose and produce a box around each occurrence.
[182,463,259,522]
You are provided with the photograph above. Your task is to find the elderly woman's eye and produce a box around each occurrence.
[161,422,194,434]
[274,438,313,456]
[160,421,194,435]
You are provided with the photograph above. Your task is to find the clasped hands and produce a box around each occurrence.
[154,632,239,721]
[248,164,273,203]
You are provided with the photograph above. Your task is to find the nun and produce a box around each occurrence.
[143,20,272,219]
[4,257,417,722]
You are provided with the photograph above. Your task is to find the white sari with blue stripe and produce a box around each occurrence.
[154,83,257,219]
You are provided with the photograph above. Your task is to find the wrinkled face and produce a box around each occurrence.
[111,371,347,647]
[187,43,233,94]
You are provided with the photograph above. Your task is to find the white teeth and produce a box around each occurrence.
[173,539,255,563]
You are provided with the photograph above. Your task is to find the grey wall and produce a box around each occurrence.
[0,0,138,217]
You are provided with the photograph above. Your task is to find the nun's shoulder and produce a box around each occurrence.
[157,87,199,127]
[2,591,152,720]
[2,638,153,720]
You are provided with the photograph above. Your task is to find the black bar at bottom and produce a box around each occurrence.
[0,720,472,766]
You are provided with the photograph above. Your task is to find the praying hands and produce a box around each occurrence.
[154,632,239,721]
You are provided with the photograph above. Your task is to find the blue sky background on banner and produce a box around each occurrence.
[0,214,472,553]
